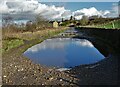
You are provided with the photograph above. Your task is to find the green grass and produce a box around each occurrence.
[2,39,24,52]
[97,20,120,29]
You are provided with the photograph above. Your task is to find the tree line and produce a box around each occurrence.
[60,15,120,26]
[2,15,53,33]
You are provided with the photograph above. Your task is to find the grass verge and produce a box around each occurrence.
[2,39,24,53]
[2,27,68,54]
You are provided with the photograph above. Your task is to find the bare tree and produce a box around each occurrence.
[2,16,13,27]
[35,14,52,29]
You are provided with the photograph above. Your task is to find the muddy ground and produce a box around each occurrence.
[2,27,119,86]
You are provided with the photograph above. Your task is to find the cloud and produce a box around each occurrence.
[74,7,101,17]
[73,7,111,19]
[0,0,38,13]
[0,0,117,21]
[108,3,119,17]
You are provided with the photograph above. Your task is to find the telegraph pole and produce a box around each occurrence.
[118,1,120,18]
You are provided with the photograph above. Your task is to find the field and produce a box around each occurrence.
[96,20,120,29]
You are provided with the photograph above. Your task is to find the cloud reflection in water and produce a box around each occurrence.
[24,38,104,68]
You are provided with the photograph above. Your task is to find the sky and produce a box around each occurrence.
[0,0,119,23]
[39,0,119,2]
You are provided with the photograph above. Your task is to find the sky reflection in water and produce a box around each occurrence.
[24,38,104,68]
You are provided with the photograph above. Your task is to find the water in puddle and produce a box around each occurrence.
[24,38,104,68]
